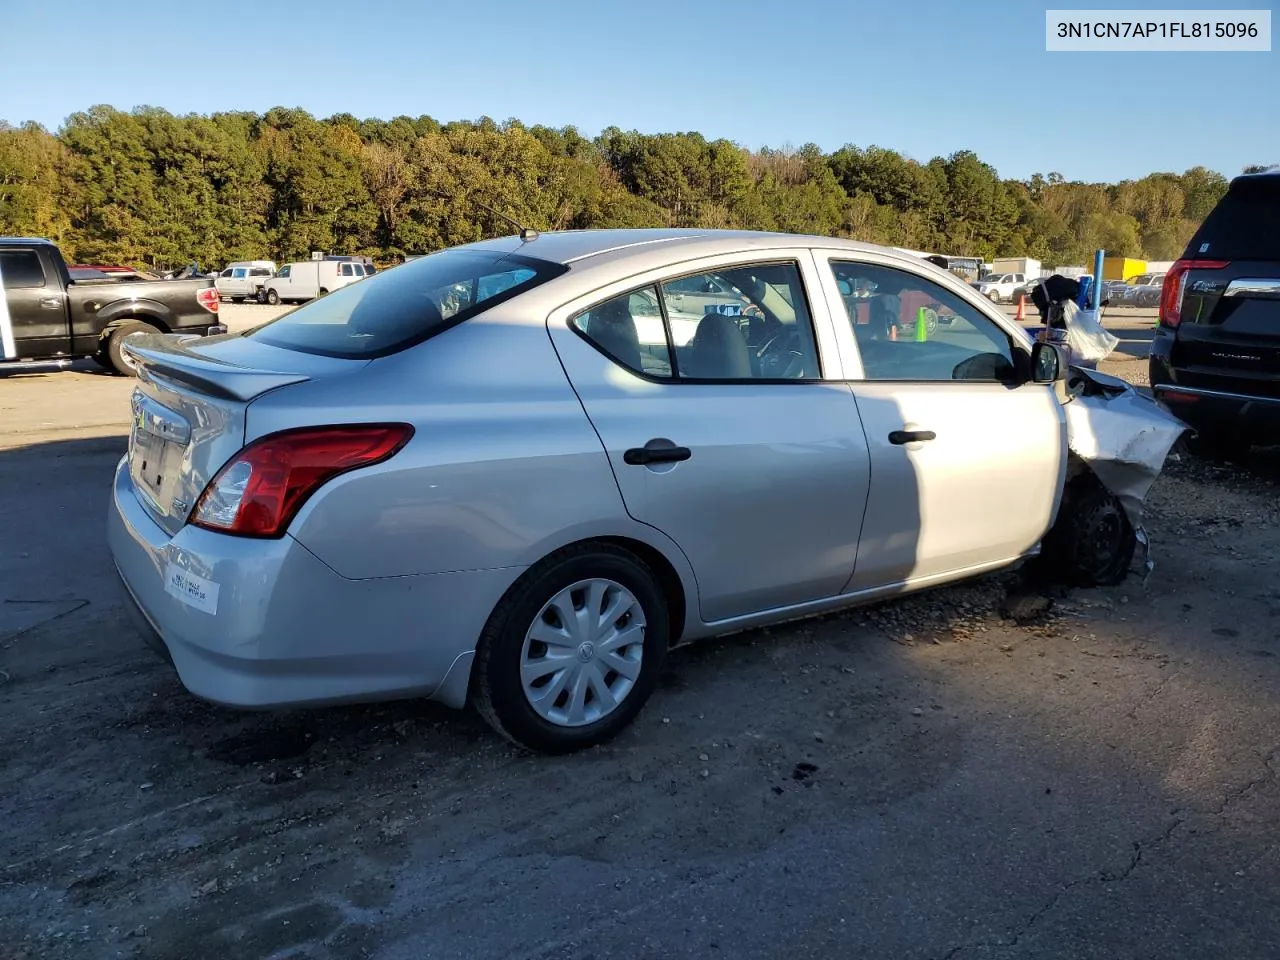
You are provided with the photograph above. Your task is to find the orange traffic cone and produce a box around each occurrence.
[1015,293,1026,322]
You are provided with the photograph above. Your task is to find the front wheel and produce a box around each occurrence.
[255,288,267,304]
[266,288,280,305]
[473,543,670,753]
[1037,473,1136,586]
[988,289,1002,303]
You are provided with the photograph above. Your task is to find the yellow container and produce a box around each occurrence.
[1102,257,1147,281]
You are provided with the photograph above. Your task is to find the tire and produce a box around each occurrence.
[317,288,329,298]
[988,290,1002,304]
[256,289,267,304]
[1038,473,1136,587]
[473,542,670,753]
[266,288,280,305]
[101,321,155,377]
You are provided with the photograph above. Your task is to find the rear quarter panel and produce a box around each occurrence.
[250,307,700,603]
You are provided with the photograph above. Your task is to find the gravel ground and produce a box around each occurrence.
[2,302,1277,960]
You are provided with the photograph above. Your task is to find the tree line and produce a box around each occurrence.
[0,105,1265,271]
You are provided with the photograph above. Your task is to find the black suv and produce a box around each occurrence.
[1150,169,1280,457]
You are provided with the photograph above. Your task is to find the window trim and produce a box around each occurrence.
[566,258,829,385]
[0,249,49,289]
[817,252,1034,385]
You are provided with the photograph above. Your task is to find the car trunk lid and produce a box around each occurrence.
[123,332,364,536]
[1168,174,1280,396]
[1171,260,1280,397]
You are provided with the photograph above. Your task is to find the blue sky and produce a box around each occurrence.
[1,0,1274,183]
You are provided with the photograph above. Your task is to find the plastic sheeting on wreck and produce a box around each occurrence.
[1062,365,1190,578]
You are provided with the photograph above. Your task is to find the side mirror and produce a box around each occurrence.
[1030,340,1068,384]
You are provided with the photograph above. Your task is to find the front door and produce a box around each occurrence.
[0,247,68,359]
[817,255,1067,591]
[548,256,870,623]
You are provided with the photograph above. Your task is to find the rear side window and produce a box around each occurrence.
[0,251,47,288]
[249,249,567,359]
[1186,176,1280,260]
[250,268,270,277]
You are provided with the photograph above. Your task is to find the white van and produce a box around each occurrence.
[214,261,277,302]
[261,260,370,305]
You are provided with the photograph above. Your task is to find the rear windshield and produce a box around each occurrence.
[1186,176,1280,260]
[247,249,567,359]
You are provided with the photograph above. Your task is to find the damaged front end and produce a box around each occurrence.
[1053,365,1190,583]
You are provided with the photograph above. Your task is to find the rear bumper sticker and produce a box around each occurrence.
[164,564,220,616]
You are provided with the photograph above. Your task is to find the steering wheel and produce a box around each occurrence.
[756,330,808,379]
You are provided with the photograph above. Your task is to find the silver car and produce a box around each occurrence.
[110,229,1106,753]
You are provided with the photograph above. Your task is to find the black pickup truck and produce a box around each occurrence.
[0,237,224,376]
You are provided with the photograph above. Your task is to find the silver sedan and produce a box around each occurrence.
[109,229,1109,753]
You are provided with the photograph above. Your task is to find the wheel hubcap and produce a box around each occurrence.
[520,578,645,727]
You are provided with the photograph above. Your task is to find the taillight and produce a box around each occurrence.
[196,287,220,314]
[191,424,414,538]
[1159,258,1229,328]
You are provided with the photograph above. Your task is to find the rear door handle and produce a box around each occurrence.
[889,430,936,445]
[624,443,692,466]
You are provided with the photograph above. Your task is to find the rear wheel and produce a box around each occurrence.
[473,543,669,753]
[266,288,280,305]
[101,321,155,377]
[1037,473,1136,586]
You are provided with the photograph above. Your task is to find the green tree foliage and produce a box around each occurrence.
[0,106,1236,269]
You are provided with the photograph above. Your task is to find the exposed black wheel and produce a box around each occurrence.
[266,288,280,305]
[473,542,670,754]
[255,289,267,304]
[1038,473,1136,587]
[102,321,155,377]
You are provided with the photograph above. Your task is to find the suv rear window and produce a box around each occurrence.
[248,249,567,359]
[1186,175,1280,260]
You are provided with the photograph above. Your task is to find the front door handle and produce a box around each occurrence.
[624,442,692,466]
[39,297,61,310]
[889,430,936,445]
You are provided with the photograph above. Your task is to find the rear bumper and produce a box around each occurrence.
[1150,357,1280,439]
[107,456,516,709]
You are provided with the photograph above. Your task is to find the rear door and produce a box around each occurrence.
[547,252,871,624]
[1169,175,1280,396]
[0,247,68,359]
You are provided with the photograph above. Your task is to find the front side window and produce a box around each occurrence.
[278,265,291,278]
[0,251,47,288]
[249,249,566,359]
[830,260,1017,382]
[340,264,354,277]
[233,268,247,279]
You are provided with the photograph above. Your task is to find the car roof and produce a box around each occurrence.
[457,228,912,269]
[0,237,54,247]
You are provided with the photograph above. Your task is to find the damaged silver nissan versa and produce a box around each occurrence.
[108,229,1186,753]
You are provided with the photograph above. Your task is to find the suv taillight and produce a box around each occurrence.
[191,424,414,538]
[196,287,220,314]
[1160,258,1229,328]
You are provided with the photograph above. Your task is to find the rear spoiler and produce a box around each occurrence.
[122,332,311,403]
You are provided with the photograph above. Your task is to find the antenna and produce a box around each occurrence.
[469,197,540,242]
